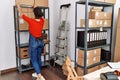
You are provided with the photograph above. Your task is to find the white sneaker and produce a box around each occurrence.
[41,76,45,80]
[36,76,45,80]
[32,73,38,78]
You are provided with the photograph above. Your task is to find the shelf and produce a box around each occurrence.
[14,5,50,73]
[14,5,49,9]
[76,27,111,30]
[19,43,29,47]
[87,61,107,69]
[77,61,107,69]
[15,29,49,32]
[77,63,84,68]
[19,66,33,72]
[42,61,50,67]
[17,52,49,60]
[77,44,110,50]
[76,1,114,6]
[19,61,49,72]
[17,42,50,48]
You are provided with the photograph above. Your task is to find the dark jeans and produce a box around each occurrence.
[29,34,44,74]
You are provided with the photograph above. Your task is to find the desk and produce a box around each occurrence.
[83,66,120,80]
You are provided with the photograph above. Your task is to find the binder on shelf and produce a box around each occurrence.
[77,30,107,48]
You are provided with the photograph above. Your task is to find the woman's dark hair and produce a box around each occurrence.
[33,7,43,19]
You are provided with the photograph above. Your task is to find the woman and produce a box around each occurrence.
[17,3,45,80]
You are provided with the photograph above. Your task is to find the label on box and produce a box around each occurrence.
[97,20,99,24]
[104,21,107,25]
[94,50,97,55]
[96,12,99,16]
[93,57,96,62]
[89,21,93,26]
[19,19,24,24]
[104,13,107,17]
[100,21,102,24]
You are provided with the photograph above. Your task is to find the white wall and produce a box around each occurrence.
[0,0,16,70]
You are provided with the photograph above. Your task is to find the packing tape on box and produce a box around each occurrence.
[95,12,99,16]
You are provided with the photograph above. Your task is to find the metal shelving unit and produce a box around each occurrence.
[14,5,50,73]
[75,1,114,75]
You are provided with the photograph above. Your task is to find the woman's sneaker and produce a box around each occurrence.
[32,73,38,78]
[36,75,45,80]
[41,76,45,80]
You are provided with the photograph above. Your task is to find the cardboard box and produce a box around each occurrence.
[78,48,101,59]
[43,19,48,30]
[104,0,116,4]
[35,0,48,7]
[103,20,111,27]
[90,9,102,12]
[89,11,104,19]
[18,8,34,31]
[20,45,46,59]
[15,0,48,7]
[15,0,34,5]
[90,7,103,12]
[19,13,34,30]
[103,12,112,20]
[80,19,97,27]
[20,47,29,59]
[78,56,100,67]
[19,18,29,30]
[78,58,94,66]
[92,7,103,10]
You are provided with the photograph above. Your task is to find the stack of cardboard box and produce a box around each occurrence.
[77,48,101,75]
[80,6,112,28]
[77,48,101,67]
[16,0,48,31]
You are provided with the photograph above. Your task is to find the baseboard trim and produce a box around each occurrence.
[1,67,17,74]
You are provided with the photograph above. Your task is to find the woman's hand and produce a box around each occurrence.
[16,1,23,17]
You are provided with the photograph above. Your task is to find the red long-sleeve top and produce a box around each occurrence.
[22,14,44,38]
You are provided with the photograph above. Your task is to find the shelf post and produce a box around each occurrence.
[84,0,89,75]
